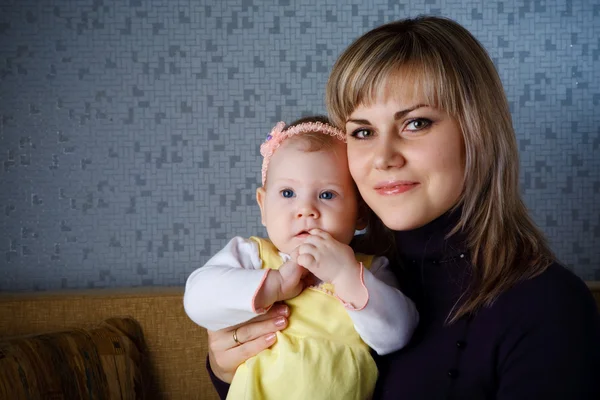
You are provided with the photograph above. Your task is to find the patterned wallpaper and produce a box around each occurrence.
[0,0,599,291]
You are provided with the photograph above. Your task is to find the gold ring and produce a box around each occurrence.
[232,328,242,345]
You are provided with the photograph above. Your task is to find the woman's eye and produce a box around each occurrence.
[349,128,373,139]
[405,118,432,131]
[319,191,336,200]
[280,189,295,198]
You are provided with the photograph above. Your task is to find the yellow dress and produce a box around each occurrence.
[227,237,378,400]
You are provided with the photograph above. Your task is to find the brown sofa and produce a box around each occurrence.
[1,283,599,399]
[0,287,218,399]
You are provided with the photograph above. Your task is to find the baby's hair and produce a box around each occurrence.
[259,115,346,186]
[282,115,342,153]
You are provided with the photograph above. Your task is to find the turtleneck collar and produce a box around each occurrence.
[394,207,468,263]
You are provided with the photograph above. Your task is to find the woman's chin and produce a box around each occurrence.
[381,214,430,232]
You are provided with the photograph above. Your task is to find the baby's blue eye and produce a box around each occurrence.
[281,189,294,198]
[319,191,335,200]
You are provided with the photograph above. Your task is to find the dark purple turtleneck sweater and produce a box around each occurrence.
[209,211,600,399]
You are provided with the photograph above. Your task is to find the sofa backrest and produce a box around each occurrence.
[1,283,600,399]
[0,287,218,400]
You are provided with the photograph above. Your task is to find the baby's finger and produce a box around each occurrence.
[297,253,317,269]
[297,241,318,255]
[308,228,331,240]
[302,234,331,249]
[289,246,300,261]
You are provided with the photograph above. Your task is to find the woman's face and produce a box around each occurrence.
[345,89,466,231]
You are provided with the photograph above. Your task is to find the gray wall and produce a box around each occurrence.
[1,0,599,291]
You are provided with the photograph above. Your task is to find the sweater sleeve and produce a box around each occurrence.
[206,356,231,400]
[347,256,419,355]
[183,236,271,331]
[496,274,600,399]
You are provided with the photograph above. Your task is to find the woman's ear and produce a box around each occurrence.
[256,187,267,226]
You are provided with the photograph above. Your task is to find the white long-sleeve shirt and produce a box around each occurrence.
[184,236,419,355]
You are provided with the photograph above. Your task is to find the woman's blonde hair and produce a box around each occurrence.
[326,16,554,323]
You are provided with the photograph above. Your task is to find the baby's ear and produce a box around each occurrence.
[256,187,267,226]
[355,200,369,231]
[355,216,368,231]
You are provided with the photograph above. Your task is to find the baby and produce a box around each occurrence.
[184,116,418,400]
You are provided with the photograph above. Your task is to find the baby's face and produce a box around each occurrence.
[256,141,360,255]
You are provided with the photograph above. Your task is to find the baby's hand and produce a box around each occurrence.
[254,257,313,311]
[294,229,359,285]
[294,229,367,308]
[276,259,310,301]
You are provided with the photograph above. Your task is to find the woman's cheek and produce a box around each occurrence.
[347,148,366,183]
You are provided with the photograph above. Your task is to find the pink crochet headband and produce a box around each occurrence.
[260,121,346,186]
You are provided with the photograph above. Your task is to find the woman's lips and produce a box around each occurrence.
[374,181,419,195]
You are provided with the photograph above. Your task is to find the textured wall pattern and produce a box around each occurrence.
[1,0,599,291]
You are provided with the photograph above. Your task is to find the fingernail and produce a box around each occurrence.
[274,317,286,327]
[277,305,289,316]
[265,333,276,342]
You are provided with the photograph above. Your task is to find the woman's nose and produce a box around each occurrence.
[373,137,405,170]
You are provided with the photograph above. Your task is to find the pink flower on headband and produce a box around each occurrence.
[260,120,346,186]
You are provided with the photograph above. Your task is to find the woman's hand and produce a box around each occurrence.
[207,303,290,383]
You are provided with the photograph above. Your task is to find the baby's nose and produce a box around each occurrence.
[297,203,319,218]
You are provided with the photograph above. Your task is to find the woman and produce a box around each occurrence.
[205,16,600,399]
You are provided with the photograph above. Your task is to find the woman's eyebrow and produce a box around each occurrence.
[394,104,428,120]
[346,117,370,125]
[346,104,428,124]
